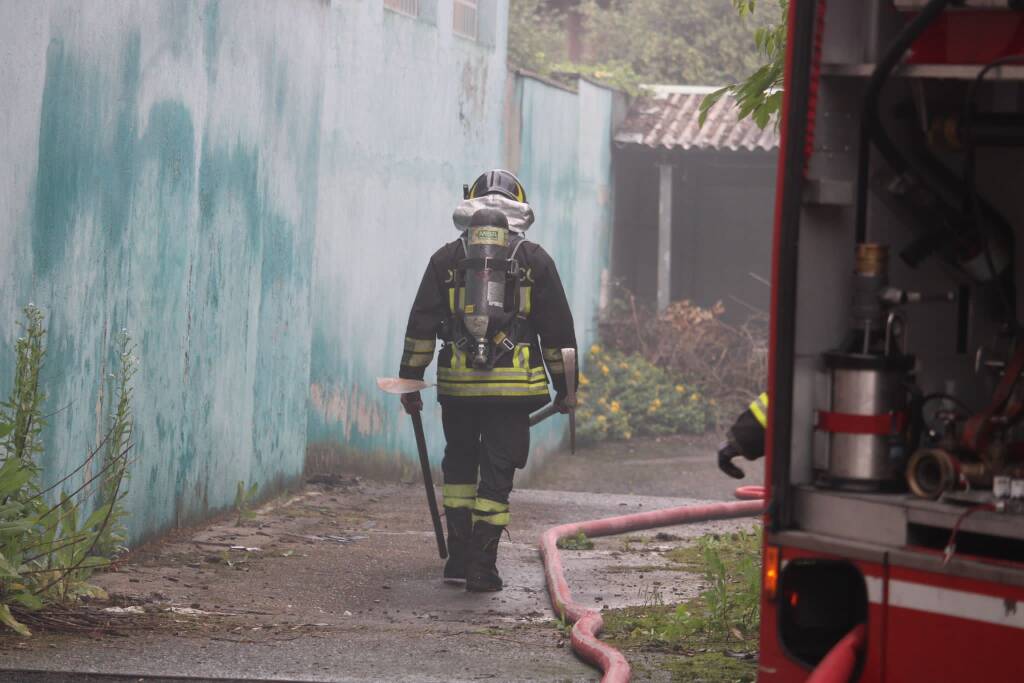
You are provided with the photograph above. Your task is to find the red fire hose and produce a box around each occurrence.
[806,624,866,683]
[540,484,868,682]
[539,486,766,683]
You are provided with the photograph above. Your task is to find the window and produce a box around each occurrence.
[384,0,419,17]
[453,0,478,40]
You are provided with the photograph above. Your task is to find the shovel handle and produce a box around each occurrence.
[410,411,448,559]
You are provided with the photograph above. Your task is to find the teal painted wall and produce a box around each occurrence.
[514,76,619,462]
[305,0,510,473]
[0,0,617,541]
[0,1,329,540]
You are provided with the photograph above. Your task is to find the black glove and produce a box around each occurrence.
[401,391,423,415]
[717,440,745,479]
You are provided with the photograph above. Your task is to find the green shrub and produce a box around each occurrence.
[0,305,135,635]
[576,346,710,444]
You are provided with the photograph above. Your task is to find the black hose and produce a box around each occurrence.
[854,0,952,245]
[961,55,1024,328]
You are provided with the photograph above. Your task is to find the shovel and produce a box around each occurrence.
[375,377,447,559]
[528,347,577,453]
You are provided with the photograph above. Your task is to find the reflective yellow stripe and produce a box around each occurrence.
[448,287,466,314]
[438,366,547,381]
[474,498,509,513]
[443,480,476,509]
[444,484,477,498]
[402,351,433,367]
[749,393,769,428]
[512,344,531,369]
[473,512,510,526]
[405,337,435,353]
[520,286,532,315]
[451,347,469,369]
[437,382,549,398]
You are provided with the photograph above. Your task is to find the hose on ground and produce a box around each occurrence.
[539,487,766,683]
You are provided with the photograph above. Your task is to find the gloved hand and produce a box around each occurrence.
[717,440,745,479]
[553,391,573,414]
[401,391,423,415]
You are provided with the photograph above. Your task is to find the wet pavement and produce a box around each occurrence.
[0,437,762,682]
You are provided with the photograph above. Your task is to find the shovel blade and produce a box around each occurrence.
[376,377,432,395]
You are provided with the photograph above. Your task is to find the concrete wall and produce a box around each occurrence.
[513,75,621,464]
[304,0,510,476]
[1,0,619,541]
[0,0,333,540]
[308,70,623,474]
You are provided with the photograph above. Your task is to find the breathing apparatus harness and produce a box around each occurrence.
[442,208,534,371]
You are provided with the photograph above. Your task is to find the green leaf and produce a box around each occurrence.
[0,421,13,437]
[0,459,34,497]
[0,551,22,578]
[698,87,730,127]
[0,604,31,636]
[8,592,43,611]
[82,503,112,534]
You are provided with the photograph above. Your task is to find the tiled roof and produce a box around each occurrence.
[615,85,779,152]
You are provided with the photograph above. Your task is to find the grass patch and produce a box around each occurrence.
[600,528,762,682]
[667,652,757,683]
[556,531,595,550]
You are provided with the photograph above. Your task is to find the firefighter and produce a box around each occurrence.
[398,169,577,593]
[717,392,768,479]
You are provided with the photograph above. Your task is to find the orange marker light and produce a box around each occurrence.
[789,591,799,608]
[764,545,780,599]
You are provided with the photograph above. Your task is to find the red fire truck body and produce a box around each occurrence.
[760,2,1024,680]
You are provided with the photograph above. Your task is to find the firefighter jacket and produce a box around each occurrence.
[399,238,577,409]
[729,392,768,460]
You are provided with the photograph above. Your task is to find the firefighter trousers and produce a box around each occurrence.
[439,403,531,528]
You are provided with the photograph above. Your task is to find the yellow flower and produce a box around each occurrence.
[624,431,632,440]
[618,362,628,370]
[590,344,601,355]
[601,364,610,375]
[653,398,662,408]
[598,397,607,405]
[690,392,700,402]
[675,384,685,394]
[580,373,590,386]
[597,415,607,423]
[610,401,621,413]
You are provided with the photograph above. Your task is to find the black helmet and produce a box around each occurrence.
[467,169,527,203]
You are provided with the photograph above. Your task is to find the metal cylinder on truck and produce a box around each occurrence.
[460,208,516,369]
[815,244,916,490]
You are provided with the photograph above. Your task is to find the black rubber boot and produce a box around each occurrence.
[466,521,504,592]
[443,508,472,582]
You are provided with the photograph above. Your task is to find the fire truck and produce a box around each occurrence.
[760,1,1024,680]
